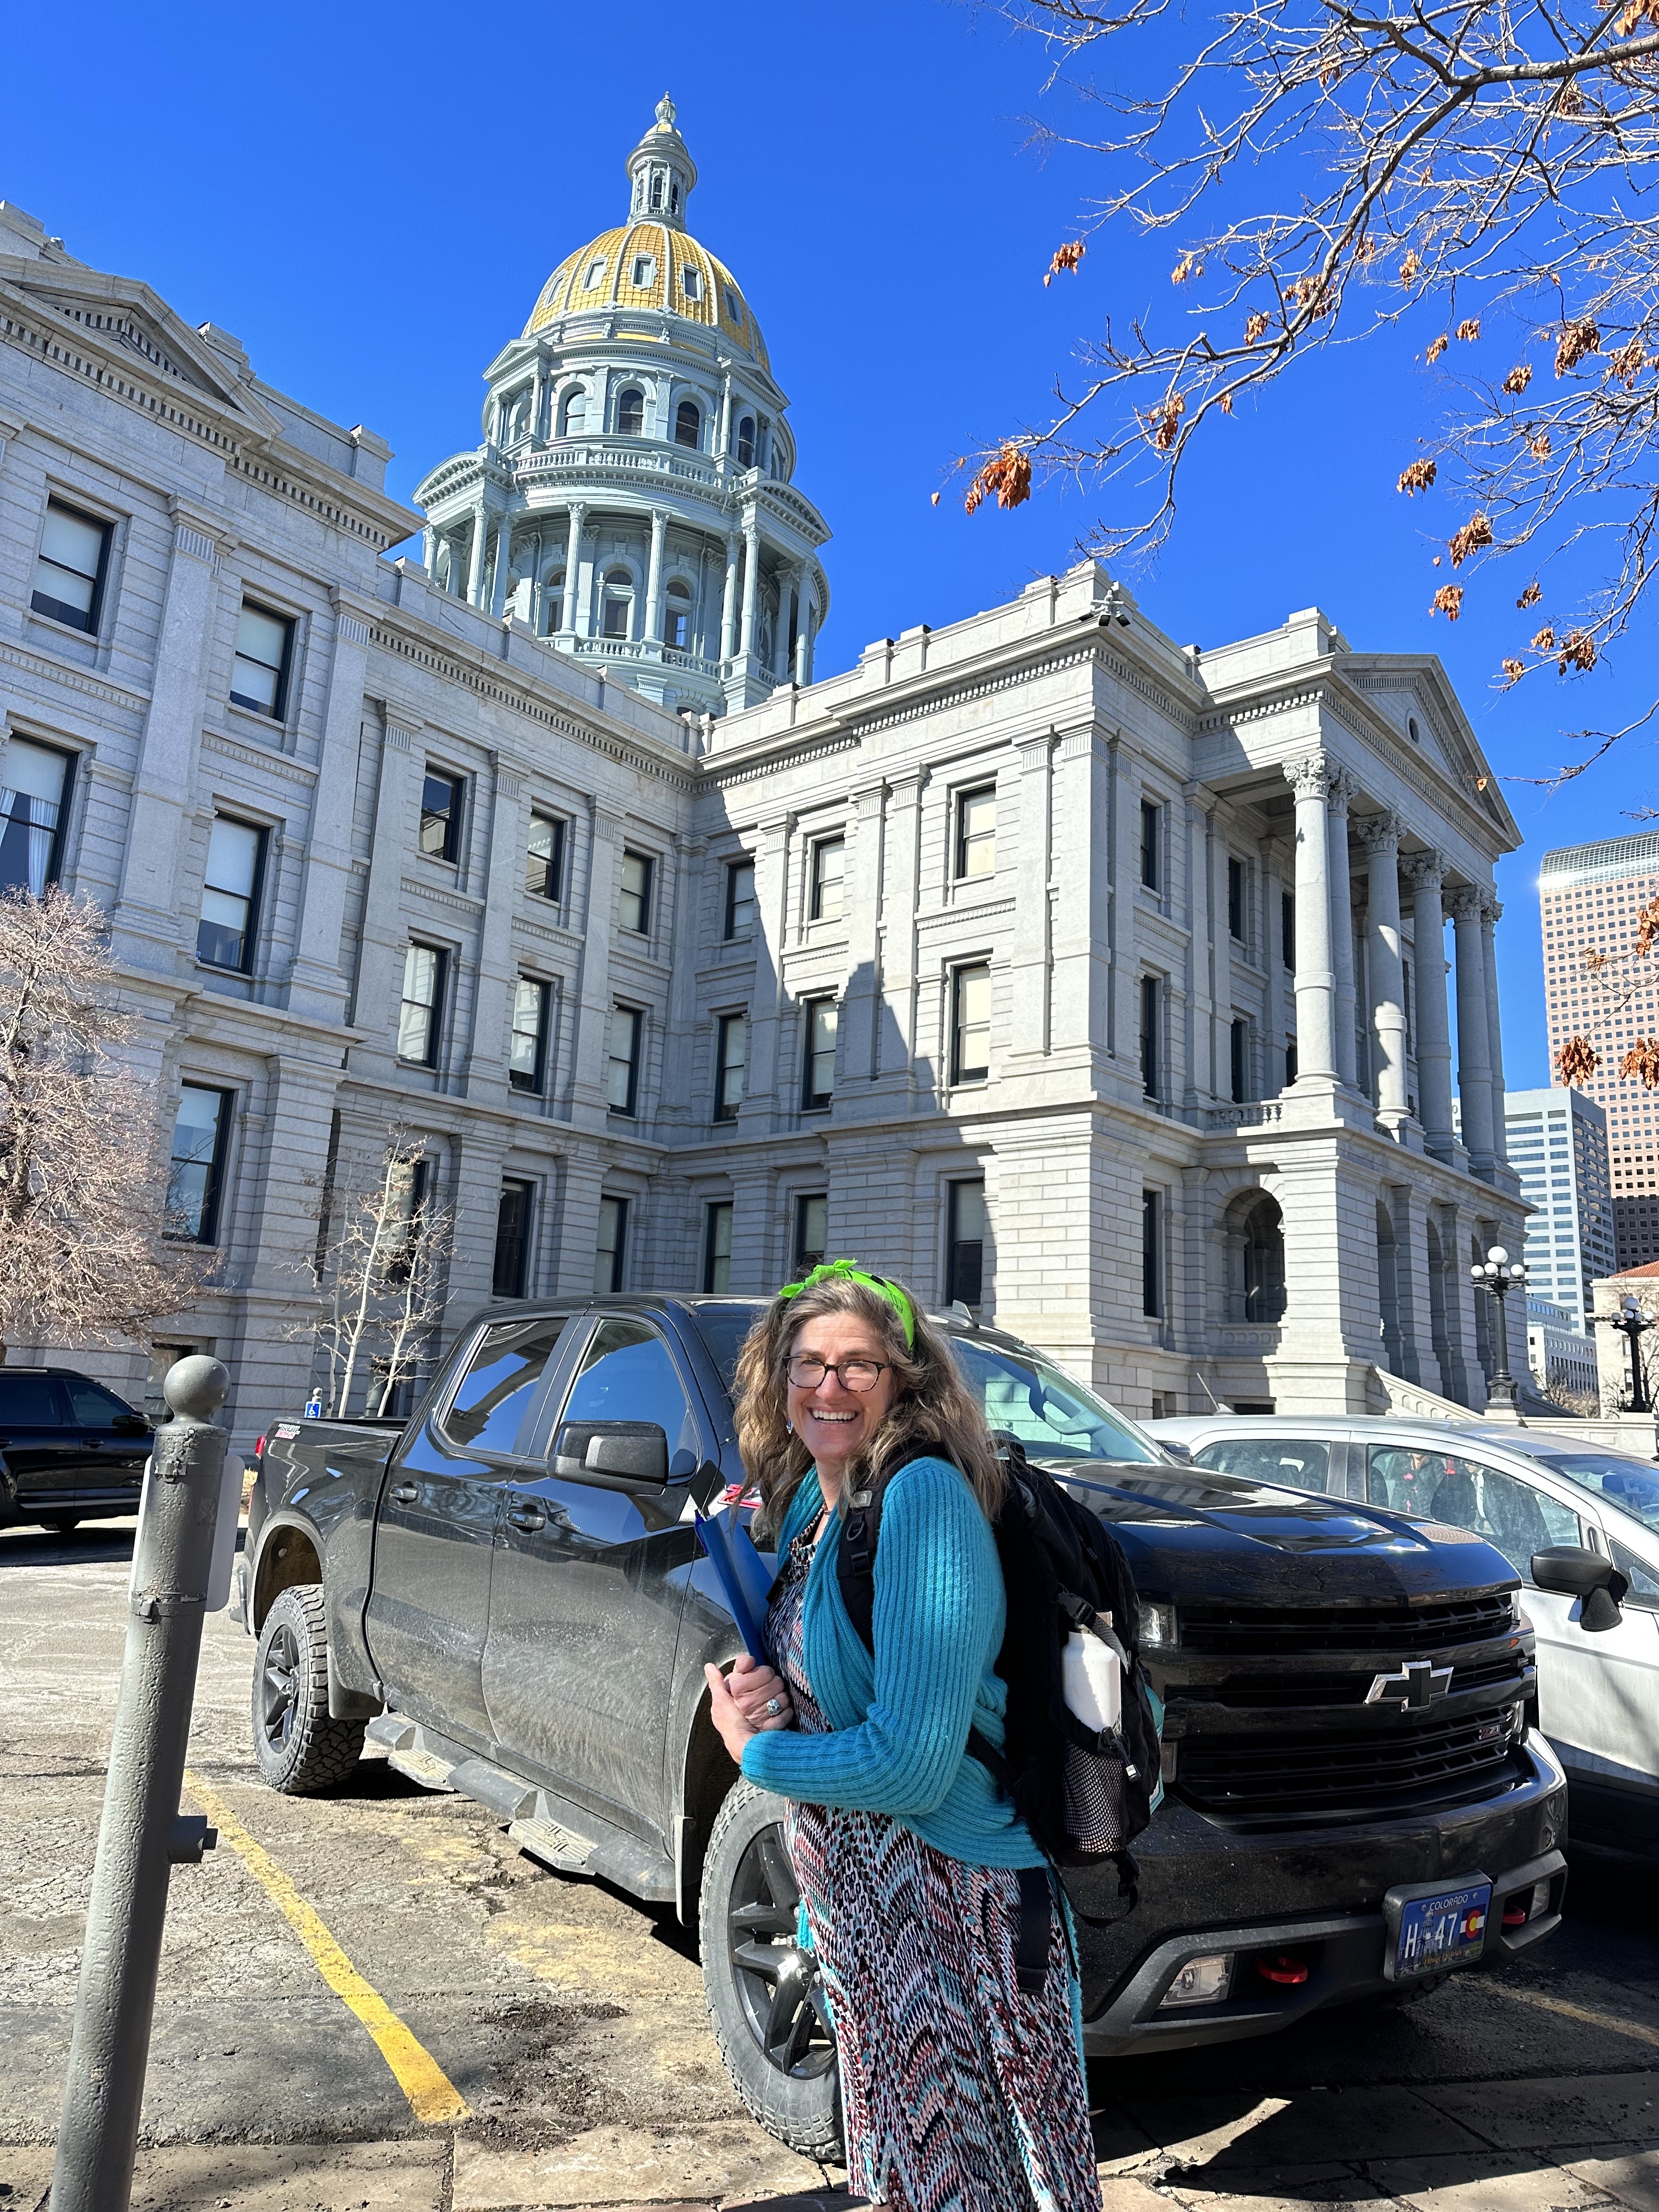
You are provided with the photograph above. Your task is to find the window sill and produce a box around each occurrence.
[26,608,102,664]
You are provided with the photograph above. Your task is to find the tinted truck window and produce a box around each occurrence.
[441,1317,569,1455]
[561,1318,699,1476]
[1194,1438,1330,1493]
[0,1374,64,1424]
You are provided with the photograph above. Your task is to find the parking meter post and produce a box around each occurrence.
[50,1357,229,2212]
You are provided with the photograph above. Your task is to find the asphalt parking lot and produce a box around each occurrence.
[2,1519,1658,2212]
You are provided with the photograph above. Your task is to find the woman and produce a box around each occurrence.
[703,1259,1102,2212]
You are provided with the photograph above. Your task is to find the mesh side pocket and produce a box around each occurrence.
[1063,1725,1130,1858]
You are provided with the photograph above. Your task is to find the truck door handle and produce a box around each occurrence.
[388,1482,419,1505]
[506,1503,547,1532]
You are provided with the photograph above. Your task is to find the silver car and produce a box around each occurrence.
[1149,1414,1659,1858]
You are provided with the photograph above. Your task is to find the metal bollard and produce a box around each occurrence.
[50,1356,230,2212]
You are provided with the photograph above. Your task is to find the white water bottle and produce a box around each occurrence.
[1062,1622,1121,1733]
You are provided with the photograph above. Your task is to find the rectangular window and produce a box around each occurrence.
[595,1194,627,1293]
[1285,1037,1299,1087]
[1227,856,1246,943]
[230,600,294,719]
[1140,975,1161,1099]
[166,1084,232,1244]
[951,963,991,1084]
[492,1179,534,1299]
[606,1005,641,1115]
[398,944,446,1065]
[197,815,265,972]
[526,812,566,902]
[946,1179,986,1307]
[802,998,837,1109]
[724,857,755,940]
[1282,890,1295,972]
[1230,1017,1249,1105]
[1142,1190,1163,1318]
[0,737,72,897]
[419,770,463,862]
[619,848,653,934]
[32,500,110,634]
[956,788,996,881]
[703,1200,733,1293]
[1141,799,1161,891]
[794,1193,828,1274]
[714,1012,747,1121]
[510,975,550,1094]
[809,836,844,924]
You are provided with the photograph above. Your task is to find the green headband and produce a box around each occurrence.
[777,1257,916,1350]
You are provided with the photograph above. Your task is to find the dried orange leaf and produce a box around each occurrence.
[1448,512,1494,566]
[1517,579,1543,608]
[1244,311,1271,343]
[1620,1039,1659,1087]
[1431,584,1465,620]
[1556,319,1602,375]
[1457,318,1481,341]
[1557,1035,1600,1085]
[1503,364,1533,396]
[1398,457,1438,494]
[1558,628,1598,672]
[1426,333,1449,363]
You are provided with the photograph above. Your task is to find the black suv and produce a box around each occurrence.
[0,1368,152,1533]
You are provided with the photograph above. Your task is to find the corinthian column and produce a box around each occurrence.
[561,502,587,636]
[1283,754,1338,1081]
[1448,886,1496,1176]
[1401,850,1454,1159]
[1327,769,1358,1087]
[1358,810,1409,1121]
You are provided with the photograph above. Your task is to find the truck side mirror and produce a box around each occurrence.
[554,1420,670,1489]
[1531,1545,1630,1633]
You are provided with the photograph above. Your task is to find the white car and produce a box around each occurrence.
[1149,1414,1659,1858]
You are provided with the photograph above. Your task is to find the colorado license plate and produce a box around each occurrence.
[1393,1881,1491,1979]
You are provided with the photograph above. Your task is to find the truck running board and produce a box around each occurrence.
[365,1714,676,1904]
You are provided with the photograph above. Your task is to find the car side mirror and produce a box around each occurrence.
[553,1420,670,1490]
[1531,1545,1630,1633]
[111,1413,151,1436]
[1159,1440,1194,1464]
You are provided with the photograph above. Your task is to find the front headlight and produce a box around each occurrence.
[1138,1600,1178,1649]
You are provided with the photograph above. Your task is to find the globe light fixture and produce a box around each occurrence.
[1594,1293,1654,1417]
[1470,1243,1527,1413]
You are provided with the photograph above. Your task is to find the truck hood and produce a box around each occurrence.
[1043,1460,1516,1605]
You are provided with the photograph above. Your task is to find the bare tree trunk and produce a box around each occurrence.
[335,1153,398,1418]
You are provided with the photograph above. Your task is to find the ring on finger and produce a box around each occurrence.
[765,1696,782,1717]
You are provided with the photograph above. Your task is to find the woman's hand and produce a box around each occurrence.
[704,1654,794,1763]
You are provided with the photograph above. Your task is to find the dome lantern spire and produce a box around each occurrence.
[625,92,697,231]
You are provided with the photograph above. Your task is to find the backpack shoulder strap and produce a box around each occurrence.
[834,1449,941,1654]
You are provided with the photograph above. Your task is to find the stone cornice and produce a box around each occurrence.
[0,638,151,720]
[202,729,319,787]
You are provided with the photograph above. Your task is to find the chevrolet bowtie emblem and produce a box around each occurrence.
[1365,1658,1454,1710]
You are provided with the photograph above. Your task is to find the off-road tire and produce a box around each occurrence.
[252,1584,365,1794]
[700,1779,843,2162]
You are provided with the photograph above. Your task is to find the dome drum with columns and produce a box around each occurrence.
[416,97,829,719]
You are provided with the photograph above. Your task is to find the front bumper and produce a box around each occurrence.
[1080,1731,1567,2056]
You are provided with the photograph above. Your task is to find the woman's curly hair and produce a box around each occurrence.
[733,1271,1005,1543]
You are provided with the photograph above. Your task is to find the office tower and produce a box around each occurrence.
[1506,1086,1614,1324]
[1541,833,1659,1267]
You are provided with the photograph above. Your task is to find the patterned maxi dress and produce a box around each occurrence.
[765,1522,1104,2212]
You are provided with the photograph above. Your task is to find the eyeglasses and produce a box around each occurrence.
[785,1355,888,1393]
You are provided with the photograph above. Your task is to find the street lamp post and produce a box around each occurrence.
[1595,1293,1654,1415]
[1470,1244,1528,1414]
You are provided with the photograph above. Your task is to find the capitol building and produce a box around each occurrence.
[0,102,1528,1442]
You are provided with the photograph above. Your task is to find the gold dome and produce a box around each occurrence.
[526,222,768,370]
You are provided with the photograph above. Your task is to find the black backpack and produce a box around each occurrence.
[836,1435,1163,1986]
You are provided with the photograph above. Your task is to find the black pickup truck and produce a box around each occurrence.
[240,1294,1567,2155]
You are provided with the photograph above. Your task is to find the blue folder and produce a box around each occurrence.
[694,1499,776,1663]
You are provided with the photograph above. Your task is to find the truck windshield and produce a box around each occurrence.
[1529,1451,1659,1536]
[949,1340,1161,1465]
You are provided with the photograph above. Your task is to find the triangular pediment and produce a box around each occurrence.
[1344,660,1520,845]
[0,261,281,436]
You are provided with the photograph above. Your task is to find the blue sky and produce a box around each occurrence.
[3,0,1637,1086]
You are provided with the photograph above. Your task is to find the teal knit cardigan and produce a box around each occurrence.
[740,1457,1046,1870]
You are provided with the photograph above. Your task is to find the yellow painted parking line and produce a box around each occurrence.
[1503,1984,1659,2053]
[184,1768,470,2125]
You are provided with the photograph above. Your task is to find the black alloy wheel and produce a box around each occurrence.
[260,1617,302,1759]
[699,1779,842,2160]
[727,1824,837,2080]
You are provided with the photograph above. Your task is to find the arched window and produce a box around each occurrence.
[649,173,664,209]
[1223,1190,1286,1323]
[558,388,585,438]
[735,415,755,468]
[674,399,701,449]
[544,569,565,634]
[601,569,634,640]
[617,388,645,436]
[665,582,692,651]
